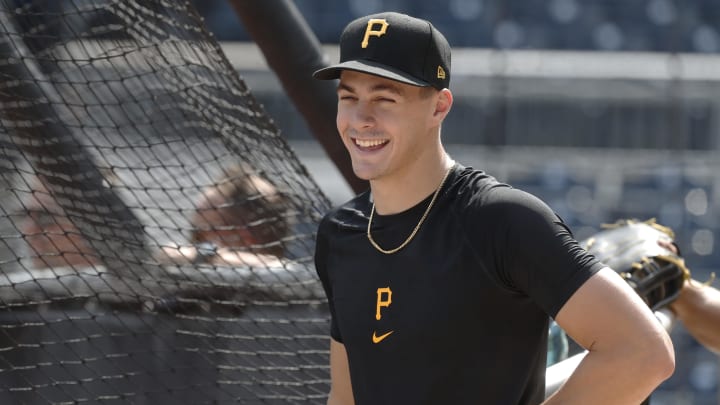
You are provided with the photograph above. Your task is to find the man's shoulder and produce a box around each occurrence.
[450,164,518,209]
[319,190,371,232]
[455,168,548,212]
[450,165,559,228]
[451,164,504,193]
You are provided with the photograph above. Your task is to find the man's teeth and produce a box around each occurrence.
[355,139,387,147]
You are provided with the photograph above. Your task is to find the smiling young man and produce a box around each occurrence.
[312,12,674,405]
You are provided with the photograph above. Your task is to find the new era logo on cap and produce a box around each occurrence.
[313,12,451,90]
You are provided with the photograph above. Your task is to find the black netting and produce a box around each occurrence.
[0,0,332,403]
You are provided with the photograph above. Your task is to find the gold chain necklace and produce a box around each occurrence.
[367,166,453,254]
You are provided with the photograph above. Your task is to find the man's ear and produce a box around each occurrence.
[433,88,453,121]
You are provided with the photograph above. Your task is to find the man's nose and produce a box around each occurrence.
[351,101,375,128]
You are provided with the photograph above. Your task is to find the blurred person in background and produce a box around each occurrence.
[660,241,720,354]
[159,163,290,267]
[157,164,324,301]
[546,219,720,403]
[670,278,720,353]
[22,180,100,269]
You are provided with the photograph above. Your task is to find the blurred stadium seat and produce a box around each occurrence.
[193,0,720,53]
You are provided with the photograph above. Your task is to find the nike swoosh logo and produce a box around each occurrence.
[372,330,394,344]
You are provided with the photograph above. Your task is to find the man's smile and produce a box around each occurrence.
[353,138,389,150]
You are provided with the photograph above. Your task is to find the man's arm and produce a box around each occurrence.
[670,279,720,354]
[544,267,675,405]
[327,338,354,405]
[658,239,720,354]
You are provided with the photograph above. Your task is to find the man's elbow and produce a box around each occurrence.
[657,345,676,381]
[641,332,676,384]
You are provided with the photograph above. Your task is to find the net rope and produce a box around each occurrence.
[0,0,332,403]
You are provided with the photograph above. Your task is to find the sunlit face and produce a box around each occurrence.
[336,70,444,182]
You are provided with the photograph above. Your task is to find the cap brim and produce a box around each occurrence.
[312,60,429,87]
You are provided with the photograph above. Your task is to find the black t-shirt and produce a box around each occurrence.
[315,165,602,405]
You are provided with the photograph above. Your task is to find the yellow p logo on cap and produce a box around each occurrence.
[362,19,389,48]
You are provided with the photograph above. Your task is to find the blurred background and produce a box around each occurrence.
[195,0,720,53]
[191,1,720,404]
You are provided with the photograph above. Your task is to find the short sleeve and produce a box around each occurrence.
[476,187,602,318]
[314,215,343,342]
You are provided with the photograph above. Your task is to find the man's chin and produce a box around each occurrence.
[351,166,377,182]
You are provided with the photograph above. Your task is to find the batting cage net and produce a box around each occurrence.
[0,0,333,403]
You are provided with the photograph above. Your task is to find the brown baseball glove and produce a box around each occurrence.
[580,218,691,311]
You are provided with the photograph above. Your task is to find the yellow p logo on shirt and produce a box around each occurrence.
[375,287,392,320]
[362,19,389,48]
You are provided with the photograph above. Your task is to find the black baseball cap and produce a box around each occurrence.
[313,12,451,90]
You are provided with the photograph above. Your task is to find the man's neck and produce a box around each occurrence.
[370,155,454,215]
